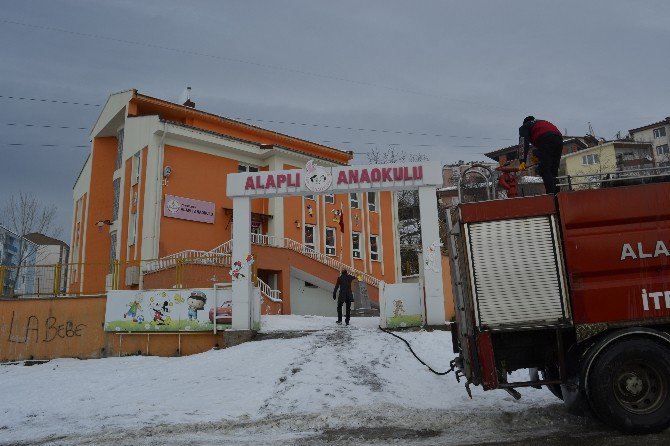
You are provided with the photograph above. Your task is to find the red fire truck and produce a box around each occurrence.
[447,174,670,434]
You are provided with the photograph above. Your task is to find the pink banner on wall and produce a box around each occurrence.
[163,194,215,224]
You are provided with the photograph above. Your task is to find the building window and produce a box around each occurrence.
[653,127,666,138]
[656,144,669,156]
[325,227,336,256]
[582,154,600,165]
[112,178,121,221]
[304,224,316,252]
[352,232,362,259]
[115,129,124,170]
[109,231,117,273]
[128,212,137,246]
[350,193,359,209]
[238,164,259,173]
[131,151,141,186]
[305,194,315,201]
[324,193,334,204]
[251,221,262,235]
[369,235,380,261]
[367,192,377,212]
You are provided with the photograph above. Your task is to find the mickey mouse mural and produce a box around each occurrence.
[304,160,332,193]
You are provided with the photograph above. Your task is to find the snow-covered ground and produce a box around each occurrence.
[0,316,605,445]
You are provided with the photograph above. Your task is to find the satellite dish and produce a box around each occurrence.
[163,166,172,178]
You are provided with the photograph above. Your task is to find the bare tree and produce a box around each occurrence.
[366,147,431,276]
[1,192,60,295]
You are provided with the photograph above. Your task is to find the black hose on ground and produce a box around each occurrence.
[378,325,453,376]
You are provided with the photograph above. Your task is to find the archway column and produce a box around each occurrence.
[418,186,446,325]
[232,196,253,330]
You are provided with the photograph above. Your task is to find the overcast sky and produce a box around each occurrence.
[1,0,669,235]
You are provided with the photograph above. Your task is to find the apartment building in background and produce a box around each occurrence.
[560,140,654,189]
[23,233,70,295]
[629,117,670,166]
[70,89,400,315]
[0,224,37,296]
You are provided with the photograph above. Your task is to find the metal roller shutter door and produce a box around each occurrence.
[468,216,566,327]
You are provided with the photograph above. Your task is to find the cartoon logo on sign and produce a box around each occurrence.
[166,198,181,214]
[304,160,332,193]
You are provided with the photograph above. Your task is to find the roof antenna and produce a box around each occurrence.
[182,86,195,108]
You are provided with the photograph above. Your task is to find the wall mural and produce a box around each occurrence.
[425,240,442,273]
[230,254,254,280]
[105,288,232,332]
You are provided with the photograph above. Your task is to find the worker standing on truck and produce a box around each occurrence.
[518,116,563,194]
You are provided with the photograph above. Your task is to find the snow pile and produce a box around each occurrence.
[0,316,581,445]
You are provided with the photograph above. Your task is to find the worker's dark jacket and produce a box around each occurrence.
[333,273,355,303]
[518,120,561,163]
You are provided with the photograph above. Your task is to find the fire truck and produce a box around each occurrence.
[446,168,670,434]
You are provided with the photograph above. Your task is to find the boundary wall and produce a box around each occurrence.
[0,296,226,361]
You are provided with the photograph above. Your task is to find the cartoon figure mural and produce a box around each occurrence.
[229,254,254,281]
[105,289,228,332]
[123,295,143,322]
[306,203,314,217]
[187,291,207,321]
[425,240,442,273]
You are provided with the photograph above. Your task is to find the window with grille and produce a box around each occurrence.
[324,194,334,204]
[128,212,137,246]
[582,154,600,165]
[352,232,362,259]
[325,227,336,256]
[653,127,666,138]
[304,224,316,252]
[112,178,121,221]
[109,231,117,273]
[238,163,259,173]
[369,234,380,261]
[656,144,669,156]
[131,151,141,185]
[115,129,124,170]
[367,192,377,212]
[350,193,359,209]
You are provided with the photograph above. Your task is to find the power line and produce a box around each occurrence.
[0,18,516,112]
[6,123,88,130]
[0,94,100,107]
[231,116,514,141]
[0,91,513,142]
[2,142,89,148]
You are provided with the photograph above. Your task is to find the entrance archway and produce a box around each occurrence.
[226,160,445,329]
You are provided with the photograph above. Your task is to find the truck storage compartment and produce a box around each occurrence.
[466,216,569,328]
[458,196,571,329]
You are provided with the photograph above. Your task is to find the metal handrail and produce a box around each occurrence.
[457,164,496,202]
[557,165,670,191]
[257,277,282,302]
[147,233,379,288]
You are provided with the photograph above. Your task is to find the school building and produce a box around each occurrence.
[70,89,401,315]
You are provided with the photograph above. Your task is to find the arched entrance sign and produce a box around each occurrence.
[226,161,445,329]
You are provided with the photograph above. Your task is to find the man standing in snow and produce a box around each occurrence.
[518,116,563,194]
[333,269,355,325]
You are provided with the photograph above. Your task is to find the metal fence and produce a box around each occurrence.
[0,254,236,298]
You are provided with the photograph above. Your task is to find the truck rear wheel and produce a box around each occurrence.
[588,338,670,434]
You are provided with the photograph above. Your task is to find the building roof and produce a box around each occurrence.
[130,90,353,165]
[485,136,592,161]
[629,117,670,134]
[484,143,520,161]
[23,233,69,249]
[561,140,652,159]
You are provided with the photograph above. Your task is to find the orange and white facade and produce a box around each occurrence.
[70,89,402,314]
